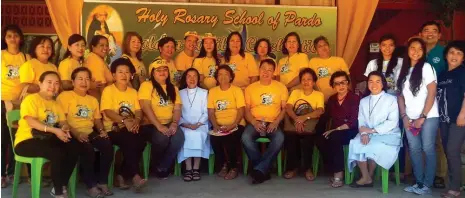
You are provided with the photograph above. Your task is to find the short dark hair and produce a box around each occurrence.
[39,71,60,83]
[420,21,441,33]
[444,40,465,65]
[329,71,351,88]
[89,35,108,52]
[313,35,329,48]
[364,71,388,96]
[71,67,93,81]
[1,24,25,50]
[299,68,318,83]
[110,58,136,74]
[64,34,86,59]
[29,36,55,61]
[214,64,235,83]
[254,38,272,56]
[179,67,201,90]
[281,32,302,55]
[158,36,176,51]
[259,58,276,70]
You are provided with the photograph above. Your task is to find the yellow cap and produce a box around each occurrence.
[184,31,199,39]
[202,33,216,40]
[149,59,169,72]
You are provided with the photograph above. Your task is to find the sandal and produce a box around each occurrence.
[330,177,344,188]
[86,187,104,198]
[218,164,228,177]
[304,169,315,181]
[115,175,130,190]
[224,168,238,180]
[183,170,193,182]
[192,169,201,181]
[434,176,446,189]
[132,177,147,193]
[1,177,8,188]
[283,169,297,179]
[441,191,461,198]
[96,184,113,196]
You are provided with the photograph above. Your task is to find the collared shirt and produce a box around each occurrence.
[427,44,446,77]
[324,91,360,130]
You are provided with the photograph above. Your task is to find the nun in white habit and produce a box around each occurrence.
[348,71,401,187]
[178,68,210,181]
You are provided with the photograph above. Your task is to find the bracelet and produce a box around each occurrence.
[44,126,47,133]
[361,132,368,136]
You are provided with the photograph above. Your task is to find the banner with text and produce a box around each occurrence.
[82,0,337,65]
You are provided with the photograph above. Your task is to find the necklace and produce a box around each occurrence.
[369,95,383,117]
[187,87,198,108]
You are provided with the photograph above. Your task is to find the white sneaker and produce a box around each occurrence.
[404,184,419,193]
[413,185,432,195]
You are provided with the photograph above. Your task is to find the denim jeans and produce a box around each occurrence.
[241,124,284,174]
[405,117,439,187]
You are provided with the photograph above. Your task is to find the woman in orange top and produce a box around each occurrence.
[84,35,113,100]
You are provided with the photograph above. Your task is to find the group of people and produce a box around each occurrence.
[0,20,464,198]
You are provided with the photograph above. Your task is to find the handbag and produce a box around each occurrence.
[284,99,318,134]
[112,105,136,132]
[32,123,59,140]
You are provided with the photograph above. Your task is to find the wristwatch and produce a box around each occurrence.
[306,116,311,120]
[420,113,427,119]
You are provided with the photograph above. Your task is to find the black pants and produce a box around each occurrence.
[108,128,146,180]
[1,101,15,177]
[78,135,113,188]
[210,125,244,169]
[284,133,314,171]
[315,128,357,174]
[140,124,185,171]
[15,137,80,195]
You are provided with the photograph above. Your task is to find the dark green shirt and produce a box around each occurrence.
[426,44,446,77]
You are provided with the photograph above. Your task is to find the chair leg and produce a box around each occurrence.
[394,158,400,185]
[142,144,151,179]
[343,145,351,185]
[312,147,319,177]
[108,146,118,189]
[277,150,282,177]
[174,159,181,176]
[12,161,22,198]
[31,160,44,198]
[68,165,78,198]
[242,150,248,176]
[382,168,389,194]
[375,166,381,181]
[208,154,215,175]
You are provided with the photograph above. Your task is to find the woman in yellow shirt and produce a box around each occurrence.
[58,34,86,91]
[14,71,79,198]
[1,24,29,188]
[121,32,146,89]
[100,58,146,191]
[221,31,259,89]
[139,59,184,179]
[85,35,114,100]
[175,31,199,72]
[208,65,245,180]
[193,33,220,90]
[56,67,113,197]
[283,68,324,181]
[254,38,276,71]
[19,36,57,94]
[277,32,309,90]
[148,37,181,86]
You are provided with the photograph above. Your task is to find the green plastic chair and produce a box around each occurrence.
[174,153,216,176]
[242,137,283,177]
[7,110,78,198]
[108,143,151,188]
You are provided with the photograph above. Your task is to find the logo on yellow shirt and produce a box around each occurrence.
[316,66,330,78]
[228,63,237,72]
[44,110,58,126]
[208,65,216,77]
[215,100,229,111]
[280,63,290,74]
[173,71,182,83]
[158,96,170,107]
[6,65,19,79]
[118,102,134,118]
[260,93,273,105]
[75,105,91,119]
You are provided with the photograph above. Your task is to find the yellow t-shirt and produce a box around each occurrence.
[221,53,259,89]
[58,58,82,81]
[309,56,350,101]
[84,52,112,84]
[287,89,325,112]
[100,84,140,132]
[1,50,27,100]
[14,93,65,146]
[148,57,181,86]
[56,91,101,134]
[207,85,246,126]
[175,51,197,71]
[121,54,146,77]
[278,53,309,86]
[19,59,57,85]
[193,57,217,90]
[138,81,181,125]
[245,80,288,122]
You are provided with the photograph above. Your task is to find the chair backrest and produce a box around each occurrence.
[6,110,20,154]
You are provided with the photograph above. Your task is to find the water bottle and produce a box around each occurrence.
[260,117,266,137]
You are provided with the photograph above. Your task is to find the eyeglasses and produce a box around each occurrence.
[333,80,349,86]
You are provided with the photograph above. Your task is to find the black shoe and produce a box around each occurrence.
[251,170,265,184]
[156,169,170,179]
